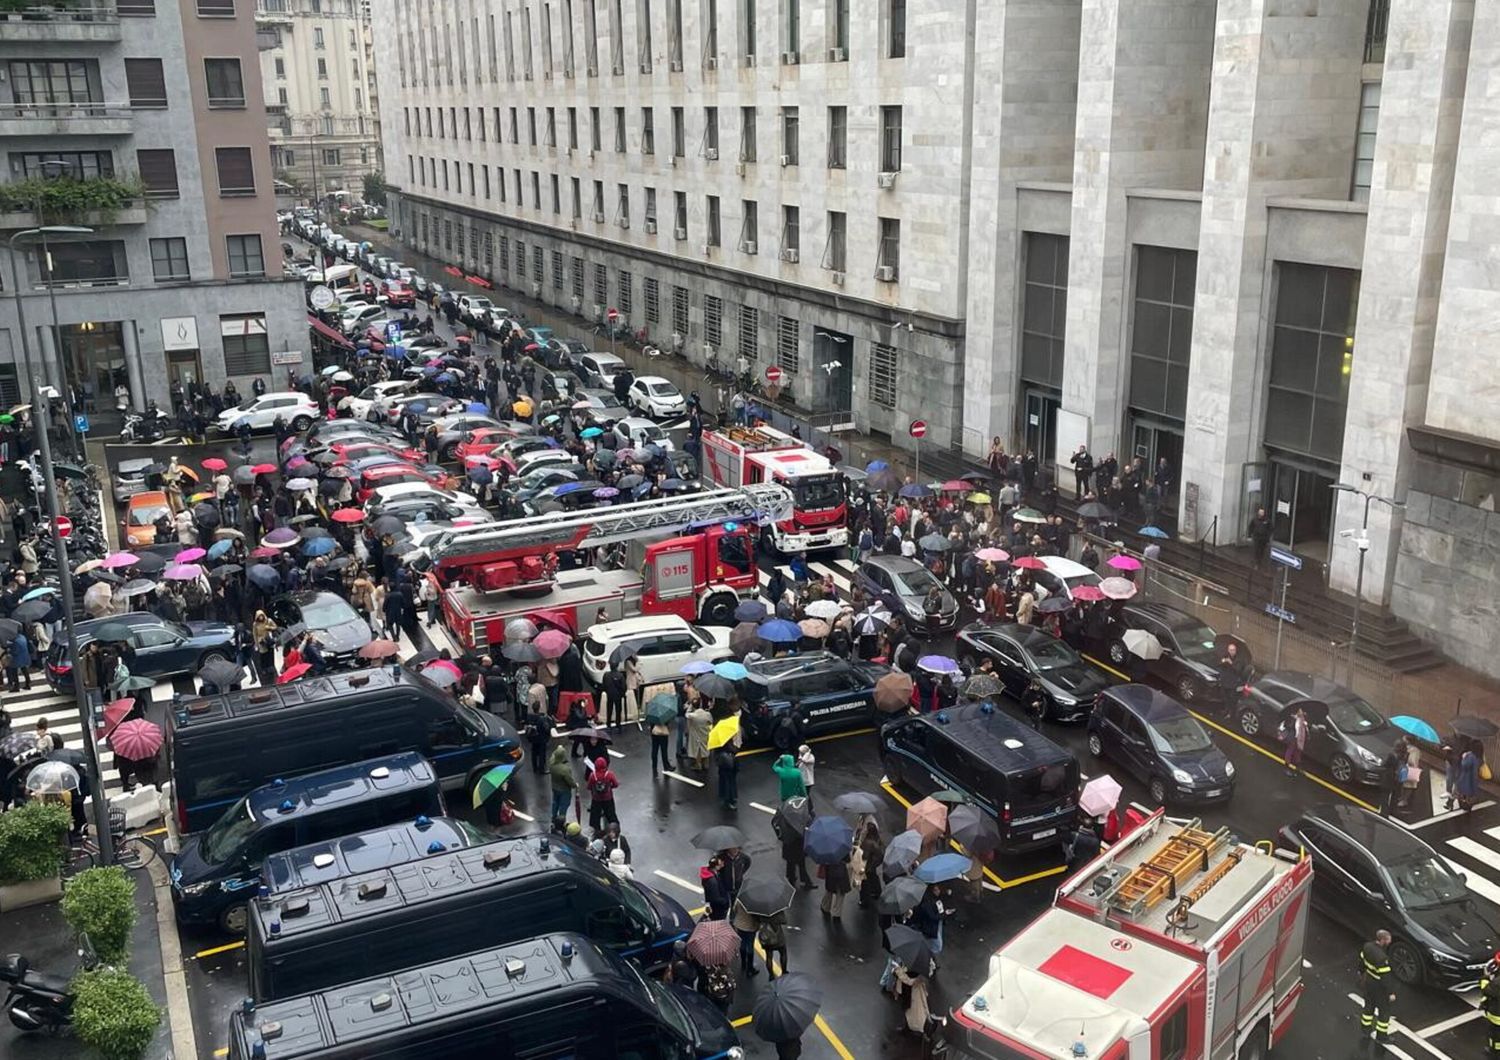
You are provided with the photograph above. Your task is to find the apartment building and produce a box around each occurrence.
[256,0,381,202]
[0,0,305,428]
[376,0,1500,678]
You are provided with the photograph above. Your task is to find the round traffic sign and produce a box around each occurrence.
[607,307,620,321]
[765,365,784,385]
[309,284,335,310]
[53,515,72,539]
[908,420,927,439]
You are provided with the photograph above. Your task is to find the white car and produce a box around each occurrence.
[612,417,675,453]
[457,294,494,325]
[340,303,387,333]
[340,379,417,420]
[627,376,687,418]
[1034,555,1105,602]
[512,448,580,475]
[365,482,485,511]
[581,615,734,686]
[576,352,628,389]
[215,392,320,434]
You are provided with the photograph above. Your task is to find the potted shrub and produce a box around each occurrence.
[62,867,138,965]
[72,968,161,1060]
[0,800,71,910]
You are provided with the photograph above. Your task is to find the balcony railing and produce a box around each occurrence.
[0,4,123,41]
[0,102,135,137]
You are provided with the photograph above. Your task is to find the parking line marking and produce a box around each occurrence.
[213,1048,228,1057]
[748,802,777,815]
[1346,993,1451,1059]
[879,781,1066,890]
[1442,840,1500,907]
[663,770,705,787]
[191,941,245,960]
[1416,1008,1482,1038]
[1081,654,1380,813]
[1398,802,1496,830]
[607,748,626,759]
[736,727,876,758]
[653,870,702,896]
[731,1015,753,1028]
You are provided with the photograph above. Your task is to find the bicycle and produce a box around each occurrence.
[68,809,159,874]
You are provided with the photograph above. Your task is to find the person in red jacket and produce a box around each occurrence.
[586,756,619,832]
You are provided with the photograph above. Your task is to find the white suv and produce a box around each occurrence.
[214,392,321,434]
[582,616,733,686]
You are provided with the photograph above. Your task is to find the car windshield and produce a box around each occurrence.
[648,383,679,396]
[1150,715,1215,754]
[236,397,256,411]
[1171,621,1223,662]
[129,503,168,526]
[1385,853,1468,910]
[200,798,257,864]
[299,596,354,627]
[890,566,939,596]
[633,423,666,441]
[794,474,845,511]
[1326,692,1386,733]
[1025,638,1078,672]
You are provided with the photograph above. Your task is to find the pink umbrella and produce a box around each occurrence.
[163,563,205,581]
[532,629,573,659]
[109,719,164,761]
[975,547,1010,563]
[175,547,207,563]
[250,546,278,559]
[101,552,139,569]
[1099,577,1137,601]
[1107,555,1143,572]
[1011,556,1045,570]
[1071,585,1107,602]
[423,658,464,679]
[94,697,137,740]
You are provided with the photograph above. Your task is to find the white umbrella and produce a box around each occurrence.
[1122,628,1164,660]
[286,477,316,492]
[26,760,80,795]
[803,599,842,621]
[1079,774,1123,817]
[83,581,113,617]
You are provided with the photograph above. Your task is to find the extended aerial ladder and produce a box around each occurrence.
[429,483,794,571]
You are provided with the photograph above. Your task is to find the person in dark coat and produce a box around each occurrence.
[774,800,814,888]
[523,705,551,774]
[701,855,730,919]
[820,855,851,918]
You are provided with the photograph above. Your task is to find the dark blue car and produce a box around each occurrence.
[46,611,238,693]
[739,651,891,750]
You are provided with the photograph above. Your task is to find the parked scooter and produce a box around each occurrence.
[1,934,98,1033]
[120,402,176,444]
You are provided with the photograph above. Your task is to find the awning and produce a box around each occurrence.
[308,314,353,349]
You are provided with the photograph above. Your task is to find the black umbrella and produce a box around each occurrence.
[691,825,748,851]
[247,565,282,591]
[370,515,404,537]
[774,796,813,835]
[960,470,991,483]
[1452,716,1499,741]
[141,461,169,476]
[289,514,320,526]
[207,564,243,581]
[867,468,903,494]
[275,622,308,646]
[691,673,736,700]
[11,600,51,624]
[197,659,243,688]
[734,876,795,918]
[751,972,823,1044]
[1036,596,1071,614]
[918,533,951,552]
[0,730,37,759]
[609,642,639,668]
[319,478,345,497]
[0,618,20,644]
[91,621,132,643]
[192,502,220,528]
[832,791,886,819]
[1077,501,1116,521]
[327,555,354,571]
[300,526,332,540]
[616,473,644,490]
[131,552,167,574]
[89,569,124,585]
[885,924,933,975]
[948,803,1001,855]
[118,578,156,598]
[877,876,928,915]
[232,465,257,485]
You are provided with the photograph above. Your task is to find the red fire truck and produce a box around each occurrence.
[700,426,848,553]
[950,811,1312,1060]
[432,483,792,651]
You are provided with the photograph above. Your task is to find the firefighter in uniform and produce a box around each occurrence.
[1481,952,1500,1057]
[1359,929,1395,1054]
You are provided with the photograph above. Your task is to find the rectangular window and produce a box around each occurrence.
[531,171,541,208]
[739,106,756,162]
[645,187,657,224]
[870,343,898,408]
[214,147,255,196]
[196,0,235,15]
[784,0,799,54]
[619,270,633,316]
[313,26,324,47]
[823,210,846,271]
[615,106,627,152]
[319,87,330,108]
[542,3,555,75]
[34,240,127,286]
[740,0,755,61]
[671,106,686,157]
[469,163,476,195]
[672,285,690,335]
[504,11,516,78]
[553,250,565,289]
[738,304,758,359]
[590,106,602,151]
[827,106,846,168]
[1128,245,1197,424]
[668,0,684,68]
[221,314,271,377]
[644,277,660,323]
[572,177,583,218]
[511,108,520,142]
[637,0,653,71]
[739,199,758,253]
[523,6,534,79]
[776,315,799,374]
[13,151,113,181]
[484,166,492,198]
[704,106,719,155]
[706,195,721,246]
[877,218,900,279]
[204,57,245,107]
[316,58,327,79]
[572,257,586,300]
[641,107,655,154]
[499,236,510,272]
[704,293,723,347]
[704,0,718,61]
[1020,232,1070,389]
[781,205,799,256]
[546,107,557,146]
[1264,261,1360,463]
[594,263,608,306]
[124,58,168,108]
[584,0,599,74]
[674,191,688,238]
[888,0,906,57]
[593,179,605,218]
[149,237,190,282]
[551,174,561,213]
[880,105,902,171]
[226,234,264,278]
[533,245,544,280]
[781,106,798,165]
[830,0,848,53]
[1350,81,1380,203]
[517,240,526,277]
[610,0,625,73]
[117,0,155,13]
[528,107,538,145]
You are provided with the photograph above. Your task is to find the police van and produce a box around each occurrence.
[260,815,487,894]
[739,651,891,750]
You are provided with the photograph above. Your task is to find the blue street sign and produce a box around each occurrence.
[74,414,89,435]
[384,322,403,345]
[1264,603,1297,624]
[1269,546,1302,570]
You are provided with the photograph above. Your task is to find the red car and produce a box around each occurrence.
[451,425,533,466]
[318,439,425,466]
[355,462,450,502]
[383,281,415,308]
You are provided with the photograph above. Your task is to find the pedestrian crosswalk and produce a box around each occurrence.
[752,555,862,610]
[3,685,129,797]
[1442,828,1500,911]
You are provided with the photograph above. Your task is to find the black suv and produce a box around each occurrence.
[955,622,1109,722]
[739,651,891,750]
[1092,602,1231,705]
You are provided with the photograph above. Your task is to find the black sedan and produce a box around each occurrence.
[956,622,1109,722]
[1280,804,1499,989]
[268,590,372,666]
[1094,601,1232,705]
[1235,671,1398,786]
[45,612,238,693]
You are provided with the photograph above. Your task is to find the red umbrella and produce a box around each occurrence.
[685,919,740,967]
[250,546,278,559]
[938,480,969,493]
[530,609,576,636]
[1072,585,1107,602]
[524,343,541,352]
[465,274,492,288]
[423,658,464,680]
[1011,556,1046,570]
[94,697,137,740]
[201,457,228,472]
[251,463,277,475]
[532,629,572,659]
[109,719,164,760]
[277,662,312,684]
[331,508,364,523]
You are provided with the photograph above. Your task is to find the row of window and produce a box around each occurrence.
[406,156,900,277]
[112,0,239,15]
[403,102,901,173]
[273,146,369,168]
[21,233,264,286]
[397,0,906,91]
[121,56,245,110]
[3,147,182,199]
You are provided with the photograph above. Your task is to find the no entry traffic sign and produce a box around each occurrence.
[607,307,620,322]
[53,515,72,538]
[908,420,927,439]
[765,365,784,385]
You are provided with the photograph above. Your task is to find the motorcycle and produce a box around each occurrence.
[2,934,98,1033]
[120,405,176,444]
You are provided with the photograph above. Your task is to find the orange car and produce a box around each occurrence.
[123,491,175,547]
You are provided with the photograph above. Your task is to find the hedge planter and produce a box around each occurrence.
[73,968,162,1060]
[0,874,64,911]
[0,800,71,908]
[62,867,137,965]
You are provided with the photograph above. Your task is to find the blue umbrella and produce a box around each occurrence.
[734,600,767,623]
[435,372,456,384]
[899,483,933,499]
[580,426,604,439]
[406,401,430,415]
[421,364,441,376]
[554,482,588,496]
[466,402,489,414]
[865,460,889,473]
[632,482,653,498]
[301,537,337,558]
[232,416,253,432]
[914,852,973,884]
[803,815,855,865]
[20,586,59,602]
[386,346,408,360]
[246,565,281,591]
[468,465,494,485]
[207,539,234,560]
[1390,715,1440,744]
[758,618,803,644]
[713,660,749,681]
[1139,525,1171,539]
[916,655,960,675]
[680,660,715,676]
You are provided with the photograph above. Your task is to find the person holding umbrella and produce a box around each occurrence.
[754,971,822,1059]
[774,797,815,889]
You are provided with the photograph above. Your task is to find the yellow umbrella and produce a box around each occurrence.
[513,397,534,419]
[707,715,741,750]
[967,492,991,505]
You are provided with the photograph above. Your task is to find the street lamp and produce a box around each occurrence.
[1330,483,1404,685]
[5,225,113,864]
[32,159,84,460]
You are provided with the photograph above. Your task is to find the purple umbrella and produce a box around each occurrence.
[262,527,299,549]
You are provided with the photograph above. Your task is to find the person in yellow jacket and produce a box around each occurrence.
[1359,929,1394,1055]
[1481,952,1500,1057]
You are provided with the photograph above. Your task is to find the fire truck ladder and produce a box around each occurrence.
[1104,820,1233,920]
[430,483,795,566]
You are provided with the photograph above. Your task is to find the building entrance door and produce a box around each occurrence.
[1022,388,1060,465]
[812,327,854,425]
[58,321,126,423]
[167,349,202,395]
[1267,456,1337,563]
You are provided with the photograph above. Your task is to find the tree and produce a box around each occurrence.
[362,171,387,207]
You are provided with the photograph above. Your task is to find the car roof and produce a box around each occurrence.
[1257,671,1357,701]
[244,752,435,820]
[1124,601,1206,629]
[79,611,162,630]
[982,622,1063,652]
[261,391,311,402]
[1101,682,1190,722]
[1303,802,1426,861]
[280,588,346,607]
[746,650,851,681]
[587,351,626,365]
[617,416,658,428]
[916,702,1075,768]
[1039,556,1094,578]
[588,614,693,638]
[634,375,673,386]
[128,490,169,506]
[864,554,924,575]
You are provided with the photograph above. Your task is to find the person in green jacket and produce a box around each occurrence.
[549,743,579,825]
[773,754,806,800]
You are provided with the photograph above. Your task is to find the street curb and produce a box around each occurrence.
[146,857,197,1060]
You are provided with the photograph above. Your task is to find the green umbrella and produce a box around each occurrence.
[0,414,13,425]
[471,762,517,809]
[643,692,678,726]
[117,675,156,692]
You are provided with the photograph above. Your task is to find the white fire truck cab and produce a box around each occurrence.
[951,811,1311,1060]
[701,426,848,553]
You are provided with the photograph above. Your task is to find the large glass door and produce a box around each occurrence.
[1129,417,1184,509]
[1022,388,1059,464]
[1267,456,1337,561]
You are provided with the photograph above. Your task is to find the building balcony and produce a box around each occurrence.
[0,175,149,229]
[0,3,122,43]
[0,204,146,229]
[0,103,133,138]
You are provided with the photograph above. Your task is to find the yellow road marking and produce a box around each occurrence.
[213,1049,228,1057]
[750,940,853,1058]
[736,727,876,758]
[731,1015,753,1028]
[191,940,245,960]
[1080,654,1380,813]
[879,780,1066,890]
[142,827,167,837]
